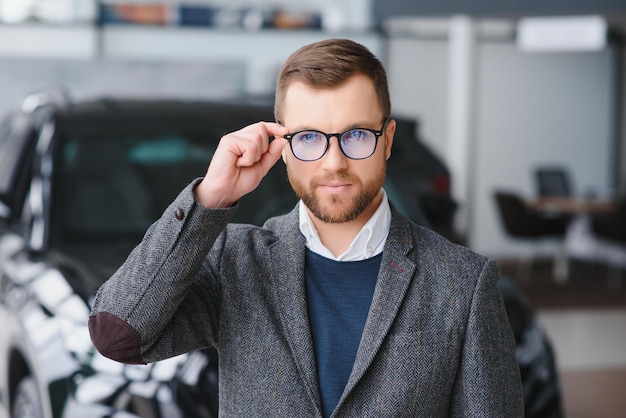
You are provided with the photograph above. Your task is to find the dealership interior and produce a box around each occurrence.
[1,0,626,417]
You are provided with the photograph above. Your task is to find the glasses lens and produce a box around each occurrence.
[340,129,376,159]
[291,131,327,161]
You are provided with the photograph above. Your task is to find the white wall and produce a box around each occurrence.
[387,38,449,162]
[387,36,617,258]
[472,43,616,256]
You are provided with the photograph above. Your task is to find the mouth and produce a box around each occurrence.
[312,173,357,195]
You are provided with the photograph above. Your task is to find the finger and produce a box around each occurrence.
[234,122,288,167]
[234,139,263,167]
[263,122,290,139]
[258,136,288,173]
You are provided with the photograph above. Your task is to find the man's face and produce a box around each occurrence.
[281,74,395,224]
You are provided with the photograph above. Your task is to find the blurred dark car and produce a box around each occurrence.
[0,92,559,417]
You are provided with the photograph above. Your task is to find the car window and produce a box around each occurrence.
[51,129,215,244]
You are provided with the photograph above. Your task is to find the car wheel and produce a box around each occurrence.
[12,377,44,418]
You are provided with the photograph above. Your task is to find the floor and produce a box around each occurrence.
[539,310,626,418]
[498,259,626,418]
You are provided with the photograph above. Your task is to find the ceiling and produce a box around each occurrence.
[374,0,626,35]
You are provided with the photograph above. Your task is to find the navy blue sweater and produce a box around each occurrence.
[305,249,382,417]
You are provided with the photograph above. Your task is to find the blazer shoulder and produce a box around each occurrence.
[260,205,299,234]
[391,210,493,278]
[218,205,298,249]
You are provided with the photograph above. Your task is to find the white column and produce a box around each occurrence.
[619,41,626,196]
[446,15,477,238]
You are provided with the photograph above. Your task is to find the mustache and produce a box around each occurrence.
[311,172,358,185]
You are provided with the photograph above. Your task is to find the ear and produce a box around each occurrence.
[384,119,396,160]
[281,146,288,163]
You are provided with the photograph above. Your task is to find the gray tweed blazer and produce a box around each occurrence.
[90,180,524,417]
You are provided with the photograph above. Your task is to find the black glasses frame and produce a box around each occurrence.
[284,118,390,162]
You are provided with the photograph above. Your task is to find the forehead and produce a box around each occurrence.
[281,74,383,129]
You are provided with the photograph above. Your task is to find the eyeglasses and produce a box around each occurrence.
[284,118,389,161]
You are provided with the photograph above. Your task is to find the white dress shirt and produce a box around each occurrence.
[298,188,391,261]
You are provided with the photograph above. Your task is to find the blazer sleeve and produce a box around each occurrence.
[451,259,525,417]
[88,179,235,364]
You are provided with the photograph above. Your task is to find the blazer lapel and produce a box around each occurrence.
[341,208,417,399]
[267,207,323,415]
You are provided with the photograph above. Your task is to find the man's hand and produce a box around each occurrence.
[195,122,289,208]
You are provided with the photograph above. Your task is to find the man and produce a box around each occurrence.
[89,39,524,417]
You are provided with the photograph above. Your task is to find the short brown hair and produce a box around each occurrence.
[274,38,390,123]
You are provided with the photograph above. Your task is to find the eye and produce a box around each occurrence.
[293,131,324,146]
[342,129,371,143]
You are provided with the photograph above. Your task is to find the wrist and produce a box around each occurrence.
[193,179,235,209]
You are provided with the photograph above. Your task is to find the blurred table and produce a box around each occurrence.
[527,197,617,215]
[525,197,619,283]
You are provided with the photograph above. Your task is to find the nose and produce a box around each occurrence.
[320,136,349,170]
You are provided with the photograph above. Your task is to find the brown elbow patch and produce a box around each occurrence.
[88,312,144,364]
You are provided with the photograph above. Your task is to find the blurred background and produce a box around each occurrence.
[1,0,625,417]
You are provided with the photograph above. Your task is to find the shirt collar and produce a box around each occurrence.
[298,188,391,261]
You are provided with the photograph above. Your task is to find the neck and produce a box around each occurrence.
[307,193,382,257]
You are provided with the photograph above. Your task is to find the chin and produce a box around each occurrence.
[310,195,368,224]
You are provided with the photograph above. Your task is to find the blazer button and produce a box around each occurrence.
[175,208,185,220]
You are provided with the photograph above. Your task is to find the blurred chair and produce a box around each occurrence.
[591,199,626,242]
[590,198,626,286]
[534,166,573,198]
[494,190,570,281]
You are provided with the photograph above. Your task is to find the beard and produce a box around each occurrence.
[288,165,386,224]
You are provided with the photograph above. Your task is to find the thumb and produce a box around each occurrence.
[259,137,288,173]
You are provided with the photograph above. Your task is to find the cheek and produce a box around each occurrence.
[285,158,313,184]
[360,154,387,178]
